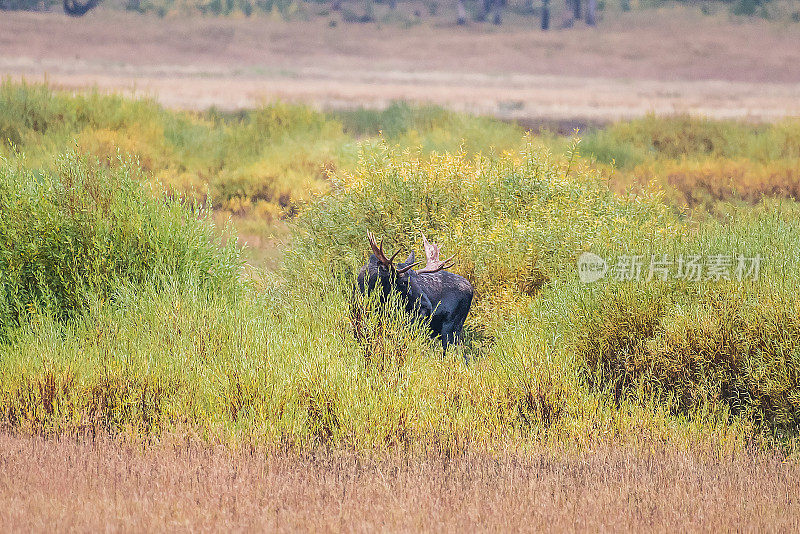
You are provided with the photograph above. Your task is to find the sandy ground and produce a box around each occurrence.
[3,8,800,120]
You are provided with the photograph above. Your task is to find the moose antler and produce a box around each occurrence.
[367,231,420,273]
[417,233,456,275]
[367,231,400,266]
[396,261,420,274]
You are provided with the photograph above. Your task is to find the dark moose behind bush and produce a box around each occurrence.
[355,232,473,353]
[1,87,800,449]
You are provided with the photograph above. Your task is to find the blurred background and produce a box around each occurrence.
[4,4,800,525]
[3,0,800,120]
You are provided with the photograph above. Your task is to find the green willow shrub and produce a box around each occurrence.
[581,114,800,166]
[0,152,242,334]
[289,139,680,329]
[575,284,800,434]
[335,102,456,138]
[2,141,799,452]
[0,83,530,228]
[579,115,800,216]
[572,204,800,436]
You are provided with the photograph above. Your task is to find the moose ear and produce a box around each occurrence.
[402,251,415,266]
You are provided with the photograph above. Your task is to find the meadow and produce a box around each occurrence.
[2,82,800,460]
[2,433,798,531]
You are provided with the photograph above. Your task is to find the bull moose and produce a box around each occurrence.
[356,231,473,354]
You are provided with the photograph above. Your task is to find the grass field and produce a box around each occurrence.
[2,80,800,528]
[3,81,799,230]
[1,433,798,532]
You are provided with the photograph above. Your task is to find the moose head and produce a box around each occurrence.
[356,231,435,319]
[355,231,474,355]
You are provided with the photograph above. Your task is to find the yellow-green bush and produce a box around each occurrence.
[0,82,528,231]
[2,86,800,453]
[580,115,800,214]
[633,158,800,210]
[0,140,676,451]
[291,140,679,327]
[0,153,241,335]
[572,204,800,440]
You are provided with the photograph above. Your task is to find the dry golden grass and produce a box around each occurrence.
[1,432,798,532]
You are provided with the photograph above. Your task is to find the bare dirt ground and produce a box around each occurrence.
[3,8,800,120]
[1,432,799,532]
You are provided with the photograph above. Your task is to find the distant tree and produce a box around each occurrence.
[457,0,467,23]
[329,0,594,29]
[561,0,598,28]
[475,0,503,24]
[586,0,596,25]
[63,0,99,15]
[541,0,550,28]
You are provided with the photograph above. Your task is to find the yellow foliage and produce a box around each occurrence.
[75,126,167,172]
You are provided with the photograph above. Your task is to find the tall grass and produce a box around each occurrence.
[0,152,241,335]
[579,115,800,214]
[2,135,798,454]
[3,434,799,532]
[0,82,528,236]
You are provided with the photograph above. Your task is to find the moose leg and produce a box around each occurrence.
[440,322,471,364]
[440,319,462,353]
[541,0,550,29]
[586,0,597,25]
[453,318,467,344]
[452,316,470,362]
[441,328,454,352]
[439,320,452,352]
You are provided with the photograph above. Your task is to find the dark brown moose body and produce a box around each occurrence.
[355,232,473,355]
[408,268,473,350]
